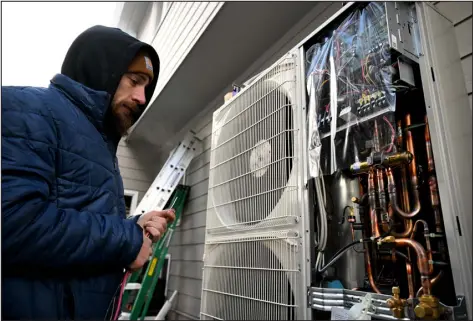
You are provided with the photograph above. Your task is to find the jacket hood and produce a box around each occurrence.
[60,25,160,138]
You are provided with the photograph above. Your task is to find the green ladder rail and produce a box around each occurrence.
[118,184,190,320]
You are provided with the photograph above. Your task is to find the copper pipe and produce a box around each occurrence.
[369,170,380,238]
[388,204,414,238]
[406,262,415,298]
[393,238,432,295]
[364,238,381,294]
[388,114,421,218]
[416,270,444,297]
[411,219,434,275]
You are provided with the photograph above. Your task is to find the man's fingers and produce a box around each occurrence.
[145,226,161,242]
[150,209,175,222]
[145,218,167,232]
[144,235,152,247]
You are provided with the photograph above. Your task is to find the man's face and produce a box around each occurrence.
[111,72,150,136]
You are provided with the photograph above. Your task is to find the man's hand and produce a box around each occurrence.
[129,232,152,271]
[137,209,176,242]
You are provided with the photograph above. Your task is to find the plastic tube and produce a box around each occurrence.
[155,290,178,320]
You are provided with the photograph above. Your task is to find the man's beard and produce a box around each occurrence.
[114,112,134,137]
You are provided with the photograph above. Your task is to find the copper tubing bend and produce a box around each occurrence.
[388,114,421,218]
[394,238,432,295]
[411,219,434,275]
[417,270,444,297]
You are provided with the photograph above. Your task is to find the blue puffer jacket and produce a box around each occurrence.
[2,26,160,320]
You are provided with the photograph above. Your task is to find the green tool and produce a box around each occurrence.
[118,184,190,320]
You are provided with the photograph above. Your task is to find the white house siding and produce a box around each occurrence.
[117,138,166,203]
[149,2,224,104]
[434,1,472,109]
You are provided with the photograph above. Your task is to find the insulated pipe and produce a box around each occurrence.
[377,169,390,232]
[388,114,421,218]
[425,116,447,260]
[369,171,381,238]
[425,117,442,233]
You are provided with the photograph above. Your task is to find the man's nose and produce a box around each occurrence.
[132,87,147,105]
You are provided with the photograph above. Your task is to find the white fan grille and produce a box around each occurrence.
[201,55,307,320]
[206,56,299,233]
[200,231,300,320]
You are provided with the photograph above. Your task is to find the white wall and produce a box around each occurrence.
[434,1,472,109]
[117,139,167,203]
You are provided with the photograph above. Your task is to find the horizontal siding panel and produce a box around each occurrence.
[193,110,215,135]
[186,166,210,187]
[170,227,206,247]
[168,311,192,321]
[461,55,472,94]
[197,120,213,140]
[168,244,205,262]
[435,2,472,24]
[170,260,204,280]
[151,2,224,99]
[121,178,152,193]
[118,156,148,171]
[202,136,212,155]
[180,210,207,230]
[187,149,211,175]
[168,276,202,298]
[454,18,472,58]
[117,145,139,159]
[188,179,209,201]
[169,293,201,318]
[183,194,208,215]
[119,166,152,182]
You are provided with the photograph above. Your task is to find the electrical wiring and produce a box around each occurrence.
[112,270,131,320]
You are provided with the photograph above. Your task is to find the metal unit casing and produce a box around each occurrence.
[296,1,472,319]
[415,2,472,317]
[200,50,312,320]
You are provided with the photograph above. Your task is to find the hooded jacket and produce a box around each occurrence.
[1,25,160,319]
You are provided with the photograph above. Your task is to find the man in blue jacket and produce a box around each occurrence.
[2,25,173,319]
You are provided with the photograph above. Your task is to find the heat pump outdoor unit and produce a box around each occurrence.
[200,54,312,320]
[201,2,472,320]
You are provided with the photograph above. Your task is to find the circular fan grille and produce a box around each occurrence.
[201,241,296,320]
[210,75,294,227]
